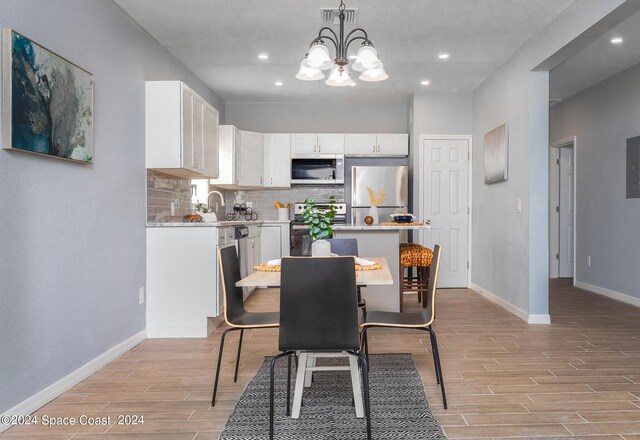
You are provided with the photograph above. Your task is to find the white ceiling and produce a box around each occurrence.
[550,7,640,102]
[115,0,574,102]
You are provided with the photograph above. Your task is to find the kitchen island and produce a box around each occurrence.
[333,223,430,312]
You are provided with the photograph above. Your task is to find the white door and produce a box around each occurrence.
[377,134,408,156]
[345,134,378,156]
[317,134,344,154]
[421,138,470,288]
[559,147,574,278]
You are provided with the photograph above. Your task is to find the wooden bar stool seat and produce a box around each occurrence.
[399,245,433,311]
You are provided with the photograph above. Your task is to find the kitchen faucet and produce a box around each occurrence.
[206,190,226,208]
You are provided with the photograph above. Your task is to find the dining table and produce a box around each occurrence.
[236,257,393,288]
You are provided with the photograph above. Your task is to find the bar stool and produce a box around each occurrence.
[399,244,433,311]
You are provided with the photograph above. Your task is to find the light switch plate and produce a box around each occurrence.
[139,287,145,304]
[517,198,522,213]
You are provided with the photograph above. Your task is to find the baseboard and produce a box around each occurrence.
[575,280,640,308]
[0,330,147,433]
[146,325,209,338]
[469,283,550,324]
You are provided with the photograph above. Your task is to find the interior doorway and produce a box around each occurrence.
[549,137,576,280]
[418,135,471,288]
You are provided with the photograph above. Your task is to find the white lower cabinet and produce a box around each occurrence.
[260,223,291,263]
[146,226,232,338]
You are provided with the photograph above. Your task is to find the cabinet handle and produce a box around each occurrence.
[318,145,321,153]
[377,145,380,153]
[373,145,376,153]
[270,177,273,185]
[314,145,317,153]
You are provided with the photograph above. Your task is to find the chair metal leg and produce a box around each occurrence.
[351,351,372,440]
[269,352,291,440]
[212,327,241,407]
[361,327,370,367]
[233,329,244,383]
[286,354,292,416]
[426,328,441,385]
[427,327,447,409]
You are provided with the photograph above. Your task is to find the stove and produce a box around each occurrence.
[290,202,348,256]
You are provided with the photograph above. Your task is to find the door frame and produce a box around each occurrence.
[418,135,473,287]
[549,136,577,282]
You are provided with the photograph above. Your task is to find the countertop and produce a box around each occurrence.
[146,220,291,228]
[333,223,430,231]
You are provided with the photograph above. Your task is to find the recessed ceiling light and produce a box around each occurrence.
[258,53,269,60]
[438,52,450,60]
[420,80,430,86]
[610,37,623,44]
[275,81,283,86]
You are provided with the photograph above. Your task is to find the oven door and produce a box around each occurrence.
[290,225,313,256]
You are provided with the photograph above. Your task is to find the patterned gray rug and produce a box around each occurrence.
[220,353,447,440]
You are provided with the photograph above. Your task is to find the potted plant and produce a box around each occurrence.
[195,202,218,222]
[303,195,337,256]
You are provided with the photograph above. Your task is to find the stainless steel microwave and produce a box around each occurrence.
[291,155,344,185]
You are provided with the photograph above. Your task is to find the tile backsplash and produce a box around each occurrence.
[146,171,194,222]
[219,186,345,221]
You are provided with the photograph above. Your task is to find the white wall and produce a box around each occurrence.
[224,100,408,133]
[550,62,640,300]
[409,92,473,213]
[0,0,224,412]
[471,0,626,320]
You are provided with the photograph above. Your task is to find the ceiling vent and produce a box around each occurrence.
[321,7,358,25]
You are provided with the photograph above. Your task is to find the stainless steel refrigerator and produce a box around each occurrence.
[351,166,409,224]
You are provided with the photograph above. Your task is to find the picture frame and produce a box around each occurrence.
[2,29,94,164]
[484,123,509,184]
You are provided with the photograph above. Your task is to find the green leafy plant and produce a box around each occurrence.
[303,195,337,241]
[195,202,214,213]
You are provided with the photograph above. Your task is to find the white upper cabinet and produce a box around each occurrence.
[210,125,238,187]
[344,133,408,157]
[145,81,219,178]
[291,133,344,155]
[264,133,291,188]
[237,130,264,187]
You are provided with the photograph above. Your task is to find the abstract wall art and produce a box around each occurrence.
[484,123,509,184]
[2,29,93,164]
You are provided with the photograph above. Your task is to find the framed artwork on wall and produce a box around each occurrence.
[2,29,94,164]
[484,123,509,184]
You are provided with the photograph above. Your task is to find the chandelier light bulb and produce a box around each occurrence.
[352,44,381,72]
[296,59,325,81]
[304,42,333,70]
[325,66,355,87]
[359,66,388,82]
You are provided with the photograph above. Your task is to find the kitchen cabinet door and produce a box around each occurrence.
[291,133,318,155]
[192,95,204,172]
[317,133,344,154]
[377,134,408,156]
[260,226,282,262]
[181,87,196,172]
[202,104,220,179]
[264,133,291,188]
[237,130,264,186]
[345,134,378,156]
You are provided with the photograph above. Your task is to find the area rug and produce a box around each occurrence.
[220,353,447,440]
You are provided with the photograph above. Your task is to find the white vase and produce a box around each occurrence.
[369,205,379,224]
[311,239,331,256]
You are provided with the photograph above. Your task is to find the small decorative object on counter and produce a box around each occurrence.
[274,201,292,221]
[226,203,258,221]
[195,202,218,222]
[366,187,385,224]
[364,215,374,225]
[389,213,416,223]
[184,214,203,222]
[303,195,337,256]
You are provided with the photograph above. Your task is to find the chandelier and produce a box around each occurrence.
[296,0,388,87]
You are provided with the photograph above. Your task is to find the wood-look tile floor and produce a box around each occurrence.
[2,279,640,439]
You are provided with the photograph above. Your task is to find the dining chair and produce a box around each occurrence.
[327,238,367,319]
[361,244,447,409]
[269,256,371,440]
[211,245,279,407]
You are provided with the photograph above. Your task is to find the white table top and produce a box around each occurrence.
[236,257,393,287]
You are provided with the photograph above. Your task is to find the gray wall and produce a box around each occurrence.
[0,0,224,412]
[409,92,473,216]
[471,0,625,317]
[224,100,408,133]
[550,61,640,299]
